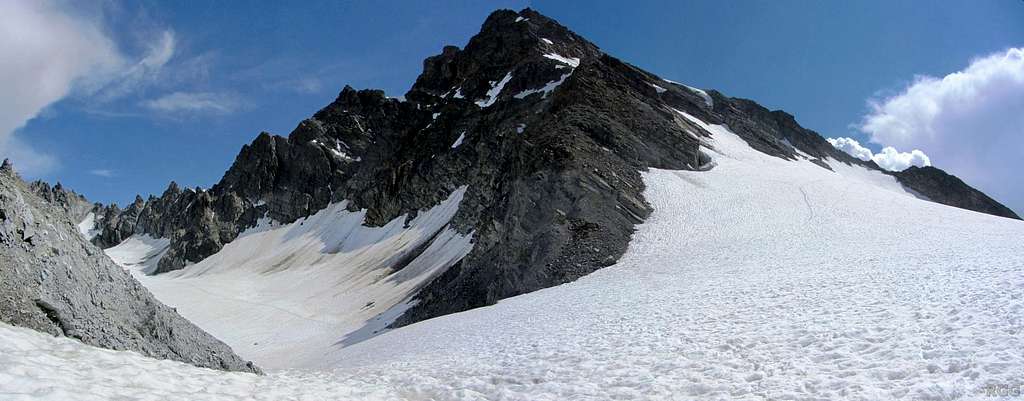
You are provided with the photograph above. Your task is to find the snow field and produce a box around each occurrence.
[8,112,1021,400]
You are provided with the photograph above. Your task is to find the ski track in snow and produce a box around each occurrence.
[5,113,1024,400]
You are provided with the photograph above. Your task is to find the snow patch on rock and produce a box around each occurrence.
[475,73,513,108]
[76,212,99,240]
[542,53,580,68]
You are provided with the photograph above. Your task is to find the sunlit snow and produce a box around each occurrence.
[513,72,572,99]
[542,53,580,68]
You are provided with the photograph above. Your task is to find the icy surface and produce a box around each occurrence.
[11,113,1024,399]
[106,188,472,369]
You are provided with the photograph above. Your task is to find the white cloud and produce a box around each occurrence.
[871,146,931,172]
[827,136,930,171]
[141,92,239,115]
[826,137,873,161]
[0,1,121,176]
[89,169,114,178]
[859,47,1024,212]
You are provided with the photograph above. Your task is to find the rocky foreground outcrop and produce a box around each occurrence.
[77,8,1020,328]
[0,161,259,373]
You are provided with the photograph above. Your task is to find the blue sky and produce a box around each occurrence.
[3,1,1023,212]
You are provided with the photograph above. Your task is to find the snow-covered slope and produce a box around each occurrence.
[20,113,1021,399]
[106,187,472,369]
[329,115,1024,398]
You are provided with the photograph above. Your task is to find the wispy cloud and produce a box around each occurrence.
[0,0,120,176]
[272,77,324,94]
[89,169,115,178]
[141,91,240,115]
[89,30,177,100]
[859,47,1024,211]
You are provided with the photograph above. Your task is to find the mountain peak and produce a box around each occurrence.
[63,7,1022,345]
[406,8,600,105]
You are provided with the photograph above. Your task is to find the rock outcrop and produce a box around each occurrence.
[893,166,1020,220]
[0,161,259,373]
[28,180,98,223]
[74,8,1020,328]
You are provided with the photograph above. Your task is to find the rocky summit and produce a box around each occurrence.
[71,8,1018,330]
[0,161,259,373]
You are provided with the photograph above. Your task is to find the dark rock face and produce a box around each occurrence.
[0,164,260,373]
[77,8,1020,327]
[893,166,1020,220]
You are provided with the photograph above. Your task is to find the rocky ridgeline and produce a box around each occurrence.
[27,180,96,223]
[893,166,1020,219]
[0,160,259,373]
[69,8,1019,327]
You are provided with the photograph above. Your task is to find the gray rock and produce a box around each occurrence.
[0,164,260,373]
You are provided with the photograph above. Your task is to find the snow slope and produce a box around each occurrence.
[106,187,472,369]
[15,113,1021,400]
[329,115,1024,399]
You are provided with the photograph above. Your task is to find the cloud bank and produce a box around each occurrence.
[827,137,931,172]
[859,47,1024,213]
